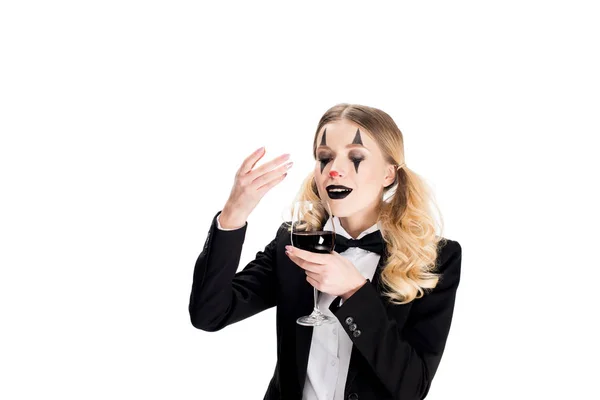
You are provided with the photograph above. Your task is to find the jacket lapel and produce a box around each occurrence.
[340,252,387,396]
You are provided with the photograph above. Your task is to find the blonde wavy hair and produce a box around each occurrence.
[286,103,447,305]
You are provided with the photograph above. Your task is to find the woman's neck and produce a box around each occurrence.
[338,207,379,239]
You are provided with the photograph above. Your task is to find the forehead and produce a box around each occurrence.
[317,120,375,150]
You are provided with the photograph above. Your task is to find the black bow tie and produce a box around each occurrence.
[334,230,385,255]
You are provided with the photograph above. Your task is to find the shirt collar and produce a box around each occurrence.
[323,215,380,240]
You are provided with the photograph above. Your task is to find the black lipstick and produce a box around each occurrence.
[326,185,353,200]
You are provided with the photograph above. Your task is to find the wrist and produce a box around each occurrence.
[219,206,247,230]
[341,278,367,301]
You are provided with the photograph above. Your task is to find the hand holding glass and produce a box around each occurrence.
[290,200,337,326]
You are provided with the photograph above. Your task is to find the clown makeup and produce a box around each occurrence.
[313,119,397,236]
[317,127,367,174]
[351,129,364,172]
[352,128,363,146]
[319,128,328,173]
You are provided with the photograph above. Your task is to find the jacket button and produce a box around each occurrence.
[349,323,357,331]
[352,329,362,338]
[345,317,354,325]
[348,393,359,400]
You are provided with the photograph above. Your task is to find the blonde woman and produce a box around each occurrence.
[189,103,462,400]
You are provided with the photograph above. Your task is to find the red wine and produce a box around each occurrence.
[291,230,335,253]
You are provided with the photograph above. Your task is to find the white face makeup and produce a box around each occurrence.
[314,120,396,220]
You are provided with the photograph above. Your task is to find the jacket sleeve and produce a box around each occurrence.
[329,239,462,400]
[188,210,282,332]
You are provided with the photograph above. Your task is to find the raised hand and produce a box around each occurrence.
[220,147,293,229]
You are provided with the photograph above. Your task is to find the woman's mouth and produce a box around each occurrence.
[326,185,353,200]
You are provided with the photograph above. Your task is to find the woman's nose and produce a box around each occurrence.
[329,170,342,178]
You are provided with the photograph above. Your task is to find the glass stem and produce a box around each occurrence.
[313,287,321,313]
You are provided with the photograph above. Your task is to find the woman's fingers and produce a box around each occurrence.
[236,146,292,196]
[223,147,290,222]
[254,160,293,190]
[256,168,288,193]
[240,146,266,175]
[248,153,290,179]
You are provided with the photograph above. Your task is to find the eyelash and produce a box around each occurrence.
[318,156,364,164]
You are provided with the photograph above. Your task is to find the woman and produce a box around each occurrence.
[189,103,462,400]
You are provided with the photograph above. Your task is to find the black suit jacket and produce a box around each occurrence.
[189,211,462,400]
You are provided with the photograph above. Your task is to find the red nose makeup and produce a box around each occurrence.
[329,170,339,178]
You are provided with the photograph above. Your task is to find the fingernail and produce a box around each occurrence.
[285,161,293,169]
[285,245,291,251]
[256,146,265,153]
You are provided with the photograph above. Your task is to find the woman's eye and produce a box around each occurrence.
[318,157,363,165]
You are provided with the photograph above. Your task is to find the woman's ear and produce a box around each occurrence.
[383,164,397,188]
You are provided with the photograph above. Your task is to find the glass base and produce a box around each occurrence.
[297,310,336,326]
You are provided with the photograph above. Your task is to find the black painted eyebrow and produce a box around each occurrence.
[320,128,327,146]
[352,128,363,145]
[316,143,370,151]
[317,128,369,151]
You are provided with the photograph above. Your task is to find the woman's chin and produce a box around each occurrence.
[328,204,353,218]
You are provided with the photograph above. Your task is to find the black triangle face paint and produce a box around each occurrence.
[352,128,363,145]
[352,128,363,173]
[319,128,328,174]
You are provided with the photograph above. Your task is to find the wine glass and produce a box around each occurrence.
[290,200,337,326]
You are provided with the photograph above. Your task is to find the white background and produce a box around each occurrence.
[1,1,599,399]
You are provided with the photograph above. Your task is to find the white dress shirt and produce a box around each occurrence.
[215,213,382,400]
